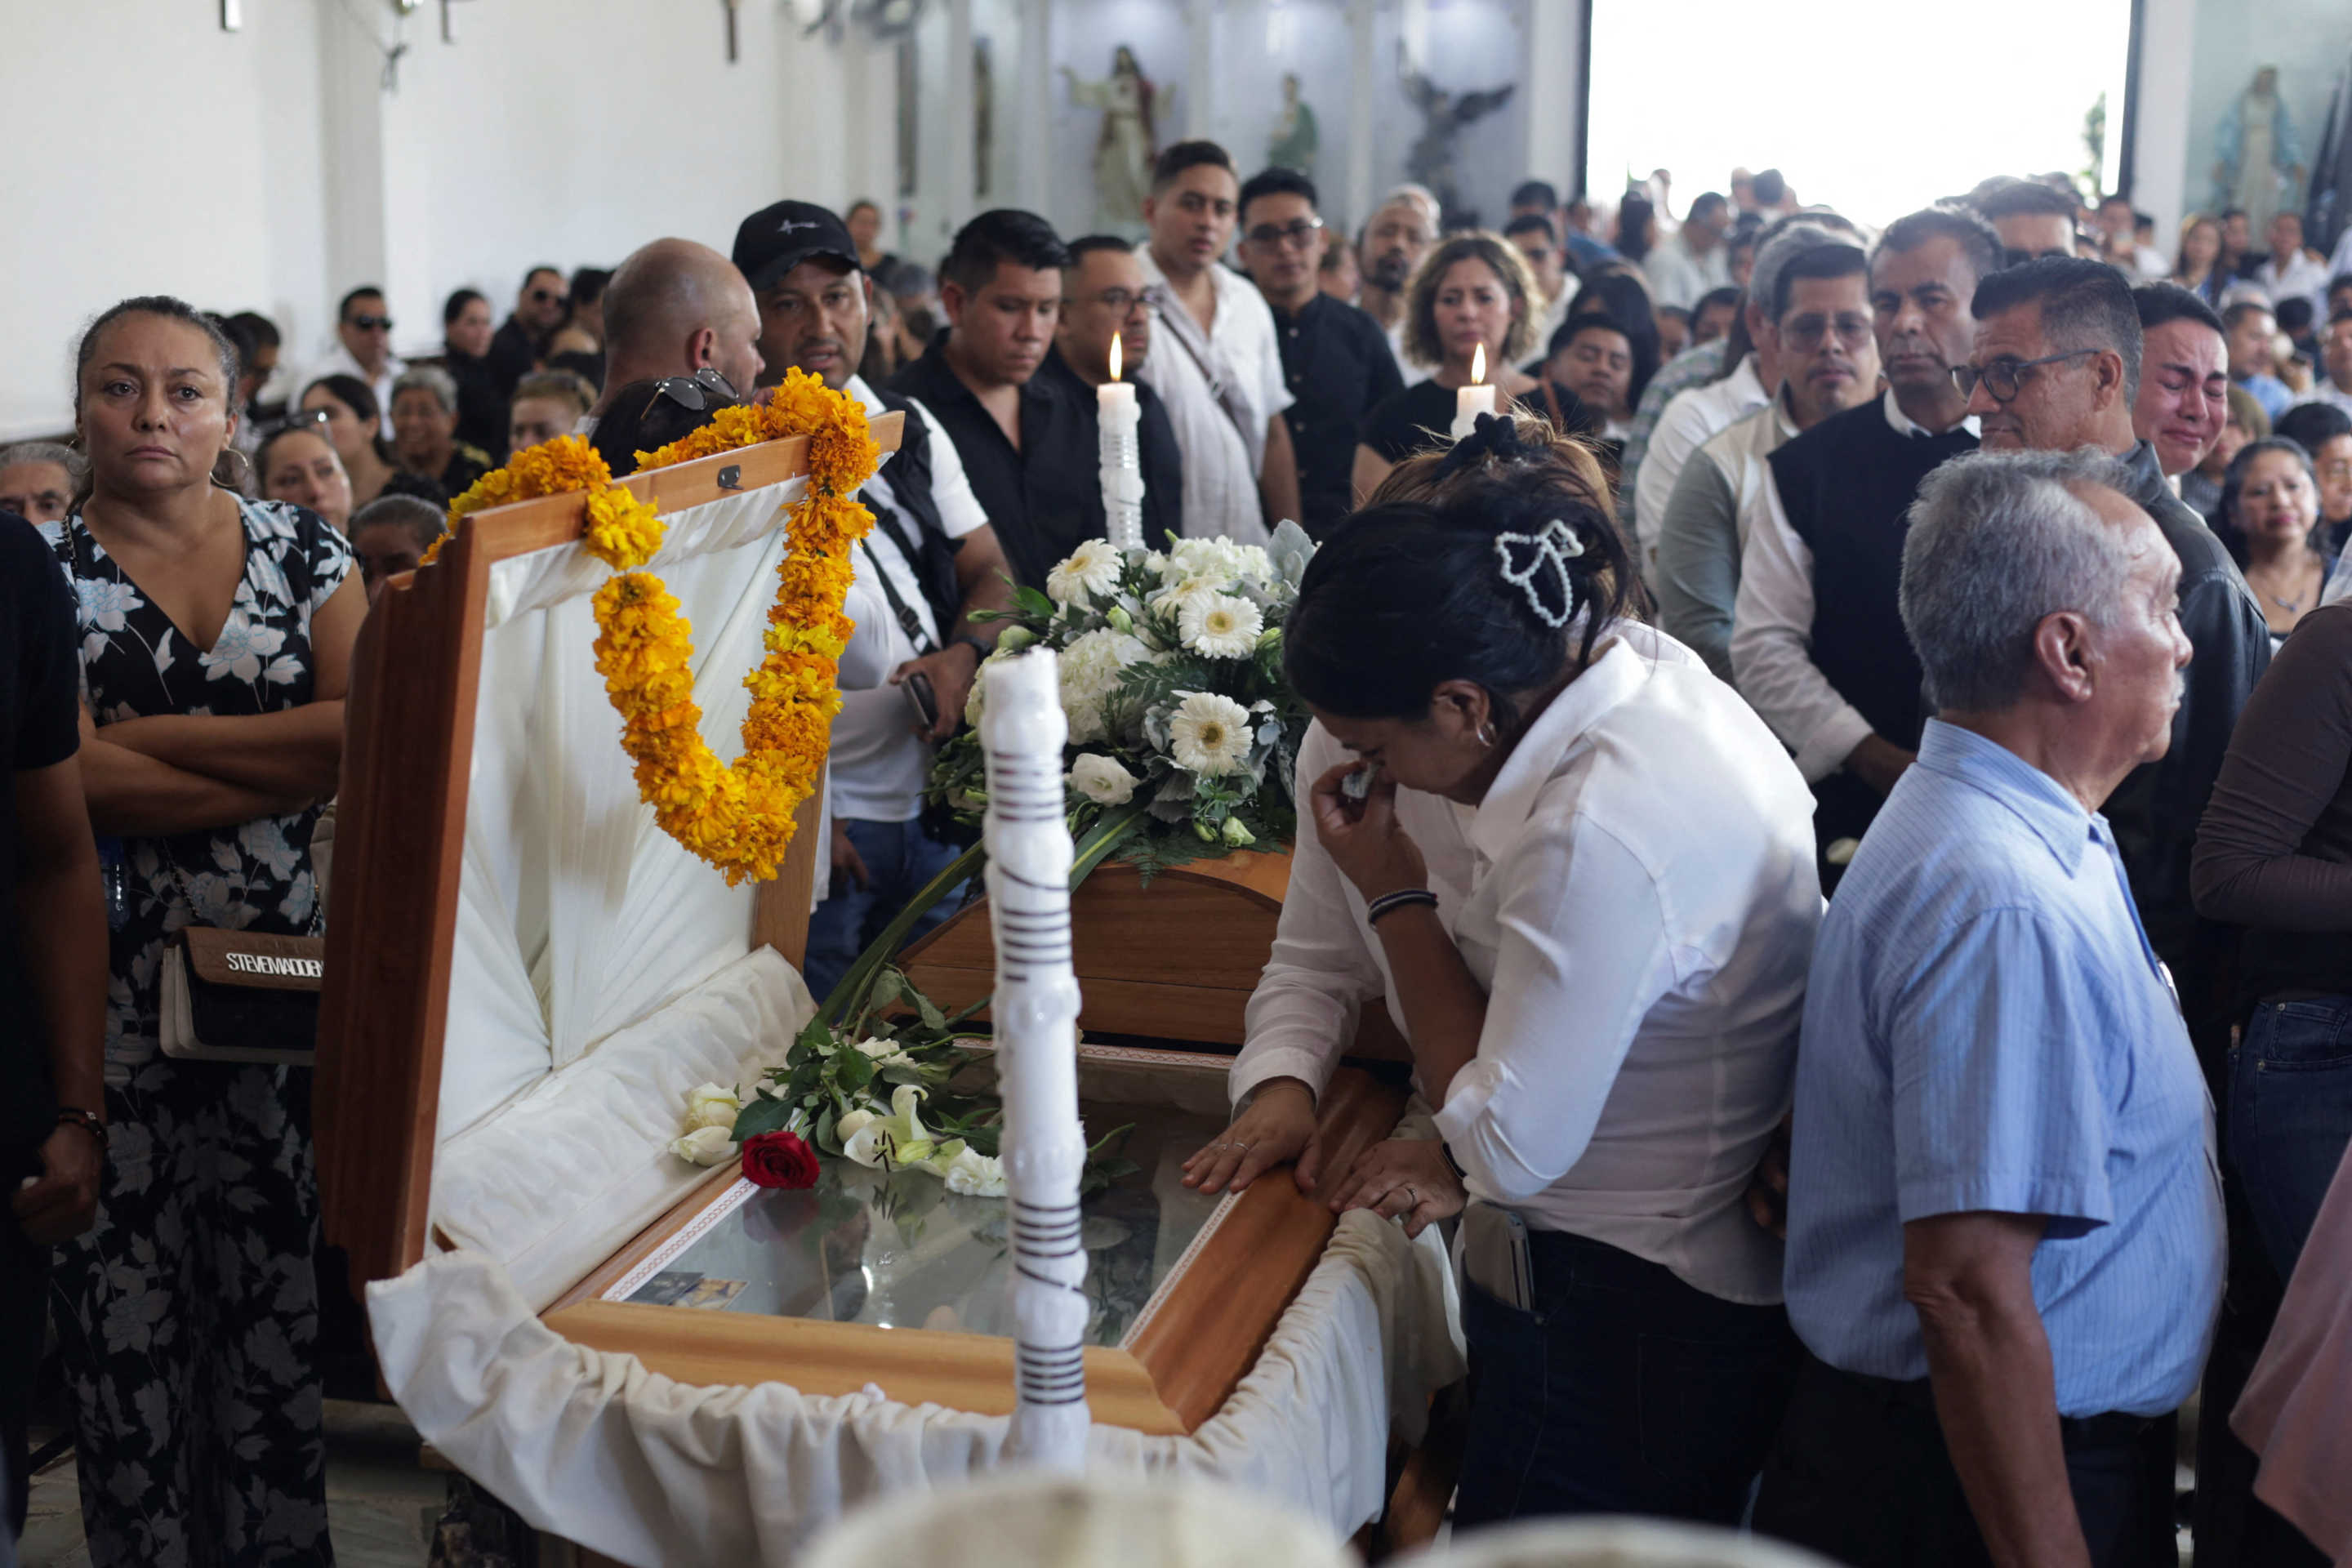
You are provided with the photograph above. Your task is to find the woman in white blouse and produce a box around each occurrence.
[1183,417,1822,1528]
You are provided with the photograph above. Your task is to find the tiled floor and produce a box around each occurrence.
[20,1400,448,1568]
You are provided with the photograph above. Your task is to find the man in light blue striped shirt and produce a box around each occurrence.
[1757,449,2225,1568]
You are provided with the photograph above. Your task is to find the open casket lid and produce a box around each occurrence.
[315,417,902,1298]
[314,411,1418,1442]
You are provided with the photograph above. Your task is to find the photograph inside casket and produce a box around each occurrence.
[314,420,1436,1473]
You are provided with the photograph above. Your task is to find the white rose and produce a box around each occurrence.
[668,1125,737,1167]
[1178,594,1264,658]
[1058,627,1156,745]
[854,1036,916,1070]
[1045,538,1124,604]
[682,1082,741,1133]
[1166,691,1254,777]
[944,1147,1009,1197]
[1068,753,1141,806]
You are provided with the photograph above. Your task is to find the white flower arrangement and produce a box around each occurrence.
[933,525,1316,874]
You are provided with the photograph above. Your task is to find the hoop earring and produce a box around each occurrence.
[216,446,253,488]
[1477,720,1498,748]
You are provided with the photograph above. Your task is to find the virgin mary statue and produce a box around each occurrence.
[2214,65,2308,234]
[1062,46,1161,234]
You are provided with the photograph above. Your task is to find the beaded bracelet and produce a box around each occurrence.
[1365,888,1439,925]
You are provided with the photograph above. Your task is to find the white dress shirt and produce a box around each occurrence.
[829,375,990,824]
[1731,390,1976,782]
[303,343,403,438]
[1232,621,1822,1304]
[1633,353,1768,564]
[1383,319,1435,388]
[1642,233,1733,311]
[1133,252,1295,544]
[2256,250,2333,318]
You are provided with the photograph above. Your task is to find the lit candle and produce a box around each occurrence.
[1098,332,1146,552]
[1451,341,1496,440]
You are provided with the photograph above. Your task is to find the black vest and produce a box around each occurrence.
[1767,400,1975,844]
[868,387,965,642]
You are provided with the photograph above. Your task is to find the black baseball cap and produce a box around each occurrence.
[733,201,861,292]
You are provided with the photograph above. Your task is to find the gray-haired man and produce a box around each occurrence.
[1761,448,2223,1568]
[0,443,82,526]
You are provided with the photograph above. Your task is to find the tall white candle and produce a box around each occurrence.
[1098,332,1146,552]
[980,650,1089,1472]
[1452,341,1496,439]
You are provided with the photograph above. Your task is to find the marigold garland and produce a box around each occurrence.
[421,372,879,884]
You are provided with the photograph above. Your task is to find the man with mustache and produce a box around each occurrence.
[2127,285,2230,485]
[1653,231,1882,679]
[733,198,1013,999]
[1731,206,1998,878]
[1955,257,2268,1086]
[1355,194,1437,385]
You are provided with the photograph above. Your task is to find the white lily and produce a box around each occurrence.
[840,1085,935,1169]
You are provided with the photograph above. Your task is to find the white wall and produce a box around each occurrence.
[0,0,889,439]
[0,0,327,439]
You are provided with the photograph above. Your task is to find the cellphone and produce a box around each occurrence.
[903,670,940,733]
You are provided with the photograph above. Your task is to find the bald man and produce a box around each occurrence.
[591,238,767,416]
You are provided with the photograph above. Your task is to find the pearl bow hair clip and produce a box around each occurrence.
[1493,518,1586,628]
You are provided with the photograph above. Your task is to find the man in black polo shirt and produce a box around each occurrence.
[1731,205,1999,878]
[1233,167,1403,537]
[1,514,107,1542]
[486,265,572,402]
[889,209,1103,589]
[1039,234,1184,550]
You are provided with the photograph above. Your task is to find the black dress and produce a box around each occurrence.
[42,497,350,1567]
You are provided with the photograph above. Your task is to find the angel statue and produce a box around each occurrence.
[2213,65,2307,235]
[1062,46,1167,235]
[1400,43,1515,225]
[1268,73,1319,174]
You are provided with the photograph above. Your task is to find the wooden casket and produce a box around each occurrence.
[314,429,1463,1566]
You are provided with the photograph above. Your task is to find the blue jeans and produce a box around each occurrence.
[2231,995,2352,1278]
[803,817,966,1007]
[1452,1228,1798,1531]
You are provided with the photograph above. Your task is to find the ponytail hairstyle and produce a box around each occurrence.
[70,295,246,508]
[1285,413,1645,737]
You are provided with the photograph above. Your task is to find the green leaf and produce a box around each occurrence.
[914,989,947,1032]
[836,1047,876,1092]
[815,1104,839,1156]
[1013,584,1056,618]
[881,1065,925,1088]
[868,966,906,1013]
[730,1097,791,1141]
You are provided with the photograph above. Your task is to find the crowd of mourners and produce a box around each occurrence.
[7,140,2352,1568]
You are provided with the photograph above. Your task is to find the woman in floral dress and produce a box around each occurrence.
[41,296,363,1566]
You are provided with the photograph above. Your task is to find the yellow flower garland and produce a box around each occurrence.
[427,372,879,885]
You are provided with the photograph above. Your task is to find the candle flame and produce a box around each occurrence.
[1472,342,1486,384]
[1109,332,1123,382]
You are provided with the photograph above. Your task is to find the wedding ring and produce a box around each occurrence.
[1402,1184,1419,1206]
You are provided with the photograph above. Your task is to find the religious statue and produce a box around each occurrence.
[2214,65,2308,235]
[1398,44,1516,225]
[1062,46,1165,235]
[1268,72,1319,175]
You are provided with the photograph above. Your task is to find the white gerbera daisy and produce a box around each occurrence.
[1167,692,1254,777]
[1045,538,1124,604]
[1178,594,1263,658]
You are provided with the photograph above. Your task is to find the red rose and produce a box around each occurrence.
[742,1129,821,1189]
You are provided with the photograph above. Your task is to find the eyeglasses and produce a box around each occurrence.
[1245,216,1325,250]
[530,288,568,306]
[346,314,394,332]
[265,408,333,440]
[1089,287,1157,316]
[1779,313,1873,353]
[648,368,739,412]
[1950,350,2096,403]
